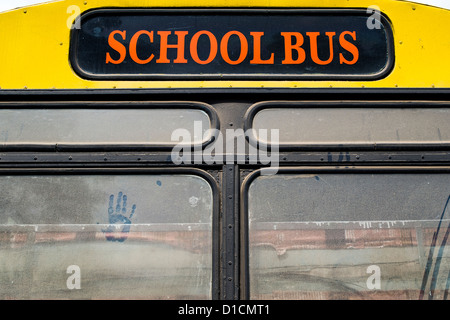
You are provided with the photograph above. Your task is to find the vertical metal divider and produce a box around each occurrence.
[233,164,241,300]
[221,163,240,299]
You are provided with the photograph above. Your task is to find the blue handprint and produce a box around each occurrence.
[102,192,136,242]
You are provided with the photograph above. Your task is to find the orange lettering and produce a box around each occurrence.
[190,30,218,65]
[106,30,127,64]
[156,31,188,63]
[250,32,274,64]
[220,31,248,65]
[307,31,335,65]
[280,32,305,64]
[339,31,359,65]
[129,30,154,64]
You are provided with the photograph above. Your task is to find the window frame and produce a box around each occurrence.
[1,88,450,300]
[240,166,450,299]
[0,101,219,152]
[0,166,221,300]
[244,100,450,151]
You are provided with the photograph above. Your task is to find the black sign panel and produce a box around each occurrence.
[69,9,394,80]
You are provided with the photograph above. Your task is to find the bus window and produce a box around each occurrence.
[0,174,213,299]
[246,172,450,299]
[0,106,213,149]
[249,104,450,148]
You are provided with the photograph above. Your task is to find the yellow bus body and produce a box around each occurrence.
[0,0,449,90]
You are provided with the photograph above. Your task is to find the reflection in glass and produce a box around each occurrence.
[248,173,450,299]
[0,108,211,145]
[252,108,450,145]
[0,174,213,299]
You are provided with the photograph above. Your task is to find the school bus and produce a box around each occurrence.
[0,0,449,300]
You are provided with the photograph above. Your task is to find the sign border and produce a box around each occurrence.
[69,8,395,81]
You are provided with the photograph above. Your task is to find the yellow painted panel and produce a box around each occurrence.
[0,0,449,89]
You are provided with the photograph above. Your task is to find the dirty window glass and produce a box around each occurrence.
[0,108,211,146]
[0,174,213,299]
[247,173,450,299]
[252,108,450,145]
